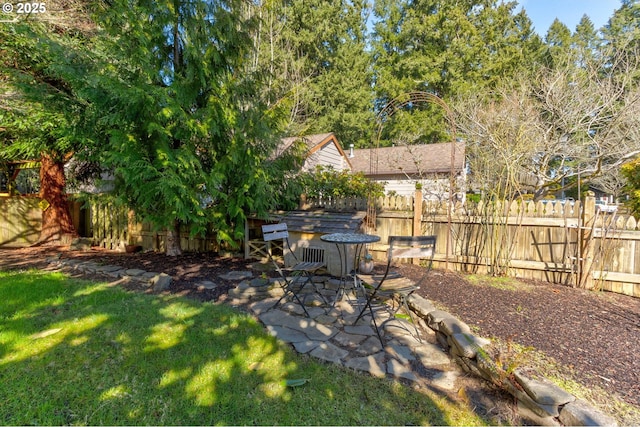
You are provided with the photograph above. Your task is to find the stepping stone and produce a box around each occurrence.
[413,342,451,367]
[387,358,418,381]
[344,324,375,336]
[248,300,278,315]
[310,342,349,363]
[96,265,122,273]
[197,281,218,290]
[292,340,321,354]
[259,310,338,341]
[265,325,308,343]
[249,277,270,287]
[345,353,387,377]
[385,343,415,364]
[333,331,368,347]
[356,336,384,355]
[430,370,458,391]
[80,263,100,273]
[105,269,126,278]
[219,271,253,281]
[313,314,337,325]
[305,306,326,317]
[125,269,146,277]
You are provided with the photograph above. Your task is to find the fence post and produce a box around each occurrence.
[413,189,423,264]
[413,189,422,237]
[579,191,597,289]
[127,210,136,245]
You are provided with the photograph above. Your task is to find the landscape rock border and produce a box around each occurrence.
[408,295,618,426]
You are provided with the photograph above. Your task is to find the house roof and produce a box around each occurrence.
[349,142,465,176]
[276,133,352,169]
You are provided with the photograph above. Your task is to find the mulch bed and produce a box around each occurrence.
[405,265,640,408]
[2,246,639,417]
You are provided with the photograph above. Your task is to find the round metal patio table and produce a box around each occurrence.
[320,233,380,304]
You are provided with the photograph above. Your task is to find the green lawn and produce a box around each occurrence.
[0,270,493,426]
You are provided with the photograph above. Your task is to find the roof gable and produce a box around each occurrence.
[277,133,352,169]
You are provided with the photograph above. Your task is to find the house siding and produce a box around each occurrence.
[303,141,347,172]
[376,173,464,201]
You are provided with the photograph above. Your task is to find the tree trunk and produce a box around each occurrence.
[165,220,182,256]
[36,154,77,246]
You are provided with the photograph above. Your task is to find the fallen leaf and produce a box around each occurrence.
[283,378,310,387]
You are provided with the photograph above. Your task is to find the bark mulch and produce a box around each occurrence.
[1,246,639,423]
[405,265,640,409]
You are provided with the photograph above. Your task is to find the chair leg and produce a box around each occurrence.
[270,277,311,317]
[387,295,421,342]
[354,296,384,347]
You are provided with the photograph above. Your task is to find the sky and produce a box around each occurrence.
[517,0,622,35]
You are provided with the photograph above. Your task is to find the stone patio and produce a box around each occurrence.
[227,275,461,391]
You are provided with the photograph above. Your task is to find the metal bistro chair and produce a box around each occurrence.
[261,223,328,317]
[354,235,436,347]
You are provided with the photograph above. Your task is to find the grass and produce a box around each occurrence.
[0,270,494,426]
[465,274,533,292]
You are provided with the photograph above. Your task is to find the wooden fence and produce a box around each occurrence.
[3,192,638,297]
[0,196,219,252]
[0,196,42,247]
[89,201,220,253]
[308,192,640,298]
[0,197,87,247]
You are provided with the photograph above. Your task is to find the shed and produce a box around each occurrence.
[282,210,366,276]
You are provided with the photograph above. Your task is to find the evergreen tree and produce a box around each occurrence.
[2,1,287,254]
[254,0,375,148]
[543,19,573,68]
[0,2,99,245]
[572,14,601,70]
[87,0,284,255]
[602,0,640,83]
[371,0,543,146]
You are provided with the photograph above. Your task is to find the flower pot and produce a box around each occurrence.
[359,259,374,274]
[125,244,142,253]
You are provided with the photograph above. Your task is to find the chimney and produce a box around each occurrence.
[349,144,354,158]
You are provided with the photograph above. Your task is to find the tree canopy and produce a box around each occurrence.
[2,0,640,252]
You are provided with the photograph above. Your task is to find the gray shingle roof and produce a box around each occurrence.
[349,142,465,176]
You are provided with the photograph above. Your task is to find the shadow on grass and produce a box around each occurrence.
[0,270,481,426]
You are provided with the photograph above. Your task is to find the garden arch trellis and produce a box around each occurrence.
[368,91,458,270]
